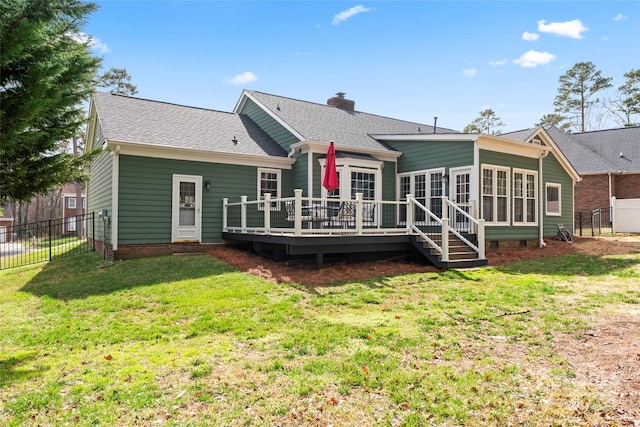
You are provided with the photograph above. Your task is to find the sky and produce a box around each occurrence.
[84,1,640,132]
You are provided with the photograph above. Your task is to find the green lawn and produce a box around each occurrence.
[1,248,639,426]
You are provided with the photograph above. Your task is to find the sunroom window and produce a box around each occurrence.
[513,169,537,225]
[481,165,509,225]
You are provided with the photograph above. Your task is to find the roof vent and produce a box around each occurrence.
[327,92,355,111]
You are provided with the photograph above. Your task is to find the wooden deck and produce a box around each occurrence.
[222,190,487,269]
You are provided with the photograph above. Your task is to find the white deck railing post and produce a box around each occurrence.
[406,194,414,233]
[477,218,485,259]
[222,198,228,232]
[441,217,449,262]
[264,193,271,234]
[241,195,247,233]
[294,189,303,236]
[355,193,363,235]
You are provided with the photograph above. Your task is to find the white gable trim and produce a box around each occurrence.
[105,139,295,169]
[529,128,582,183]
[234,90,305,141]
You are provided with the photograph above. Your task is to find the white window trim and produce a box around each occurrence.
[319,158,383,201]
[67,197,77,209]
[513,168,538,226]
[481,164,510,226]
[545,183,562,216]
[257,168,281,211]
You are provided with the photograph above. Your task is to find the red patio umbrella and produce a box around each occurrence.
[322,141,339,191]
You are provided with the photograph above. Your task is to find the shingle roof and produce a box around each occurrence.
[500,128,539,142]
[92,92,288,157]
[547,126,640,174]
[244,90,459,151]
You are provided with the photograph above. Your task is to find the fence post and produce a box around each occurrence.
[48,219,52,262]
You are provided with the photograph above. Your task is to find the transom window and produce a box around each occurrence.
[481,165,509,225]
[513,169,537,225]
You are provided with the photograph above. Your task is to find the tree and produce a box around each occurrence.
[0,0,101,204]
[98,67,138,95]
[535,113,571,131]
[606,69,640,127]
[553,61,612,132]
[463,109,505,135]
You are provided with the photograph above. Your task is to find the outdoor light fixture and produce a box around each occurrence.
[204,180,211,190]
[442,173,449,184]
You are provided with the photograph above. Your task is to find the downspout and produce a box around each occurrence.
[539,151,549,248]
[112,144,120,251]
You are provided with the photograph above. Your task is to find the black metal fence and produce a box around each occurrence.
[574,207,613,237]
[0,212,95,270]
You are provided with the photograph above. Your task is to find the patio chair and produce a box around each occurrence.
[362,202,376,224]
[334,202,356,228]
[284,201,313,224]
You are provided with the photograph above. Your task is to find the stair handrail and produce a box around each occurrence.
[407,195,444,256]
[442,197,485,259]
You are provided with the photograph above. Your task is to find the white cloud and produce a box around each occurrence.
[537,19,588,39]
[613,13,627,21]
[513,50,556,68]
[225,71,257,85]
[522,31,539,41]
[489,59,507,66]
[332,5,373,25]
[462,68,477,77]
[601,35,610,41]
[69,32,111,53]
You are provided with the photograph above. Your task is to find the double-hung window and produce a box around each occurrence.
[546,183,561,216]
[67,197,77,209]
[481,165,509,225]
[258,168,281,210]
[513,169,537,225]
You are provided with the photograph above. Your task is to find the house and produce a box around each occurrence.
[61,183,86,234]
[544,126,640,215]
[84,91,580,268]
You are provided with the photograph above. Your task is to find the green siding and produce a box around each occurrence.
[542,154,574,236]
[117,155,291,244]
[86,150,113,242]
[479,150,538,170]
[479,149,574,240]
[239,99,300,151]
[388,141,474,174]
[291,152,308,195]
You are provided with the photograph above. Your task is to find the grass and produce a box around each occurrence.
[1,247,639,426]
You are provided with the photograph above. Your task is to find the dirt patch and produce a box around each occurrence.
[205,235,640,425]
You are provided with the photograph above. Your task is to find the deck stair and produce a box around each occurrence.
[411,232,488,269]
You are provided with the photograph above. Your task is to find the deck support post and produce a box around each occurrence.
[315,252,323,269]
[264,193,271,234]
[241,195,247,233]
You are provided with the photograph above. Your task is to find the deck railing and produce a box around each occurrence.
[223,189,485,261]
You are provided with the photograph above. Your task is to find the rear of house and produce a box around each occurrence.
[85,90,579,266]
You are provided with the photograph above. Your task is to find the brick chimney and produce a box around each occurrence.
[327,92,355,111]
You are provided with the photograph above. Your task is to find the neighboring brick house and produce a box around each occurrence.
[546,126,640,215]
[61,183,86,234]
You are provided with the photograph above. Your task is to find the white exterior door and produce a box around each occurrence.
[172,174,202,242]
[451,169,471,230]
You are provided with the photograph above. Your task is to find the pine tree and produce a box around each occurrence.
[0,0,101,203]
[553,62,612,132]
[463,109,505,135]
[98,67,138,95]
